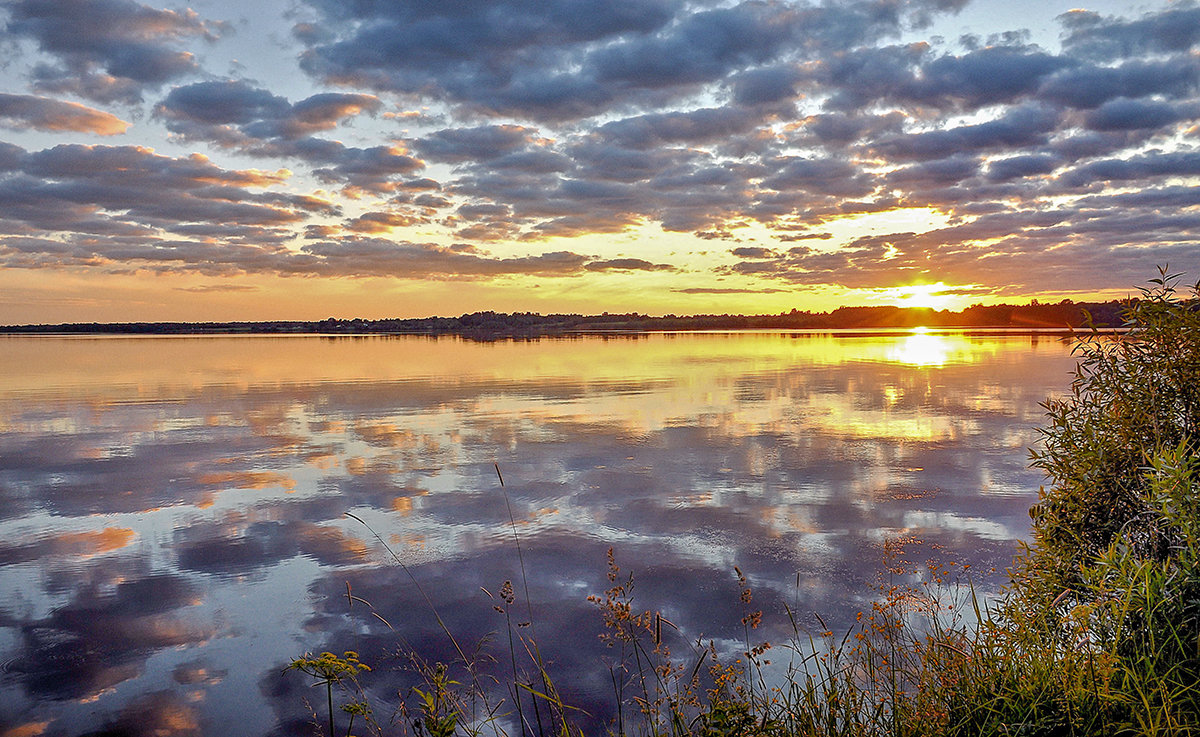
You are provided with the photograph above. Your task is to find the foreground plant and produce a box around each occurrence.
[286,650,372,737]
[1027,266,1200,595]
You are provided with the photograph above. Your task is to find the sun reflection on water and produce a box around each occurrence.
[887,329,977,367]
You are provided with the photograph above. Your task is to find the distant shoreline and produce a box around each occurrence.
[0,300,1130,337]
[0,326,1120,340]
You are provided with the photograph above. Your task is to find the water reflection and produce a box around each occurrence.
[889,329,958,366]
[0,333,1076,735]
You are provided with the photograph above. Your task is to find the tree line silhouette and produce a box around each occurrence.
[2,299,1129,337]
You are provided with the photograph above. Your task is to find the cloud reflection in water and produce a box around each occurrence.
[0,332,1076,734]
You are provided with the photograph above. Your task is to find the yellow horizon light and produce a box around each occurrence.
[890,282,960,310]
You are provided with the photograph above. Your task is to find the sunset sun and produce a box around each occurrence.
[888,282,963,311]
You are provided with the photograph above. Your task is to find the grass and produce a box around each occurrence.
[288,475,1200,737]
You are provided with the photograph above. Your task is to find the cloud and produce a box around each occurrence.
[0,143,338,270]
[908,46,1073,108]
[344,210,429,233]
[870,103,1059,162]
[595,106,763,149]
[295,0,959,122]
[156,80,381,139]
[720,193,1200,293]
[819,43,1075,112]
[301,7,1189,254]
[299,238,593,278]
[0,93,129,134]
[155,80,412,192]
[173,284,259,293]
[310,145,425,194]
[730,246,778,259]
[0,141,687,280]
[1036,57,1200,109]
[296,0,678,120]
[1059,151,1200,188]
[1083,97,1190,131]
[795,110,907,145]
[885,153,981,186]
[762,155,872,197]
[583,257,675,271]
[672,286,789,294]
[5,0,221,104]
[1,0,1198,294]
[984,153,1062,182]
[414,125,540,163]
[1060,5,1200,60]
[729,64,803,106]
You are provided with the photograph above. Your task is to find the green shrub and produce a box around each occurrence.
[1025,268,1200,597]
[1001,268,1200,734]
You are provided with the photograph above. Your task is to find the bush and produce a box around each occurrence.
[1025,268,1200,596]
[1002,268,1200,734]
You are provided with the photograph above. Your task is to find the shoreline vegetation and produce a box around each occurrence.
[285,271,1200,736]
[1,300,1128,338]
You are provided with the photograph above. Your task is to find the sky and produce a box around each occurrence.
[0,0,1197,323]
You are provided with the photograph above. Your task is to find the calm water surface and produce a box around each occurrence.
[0,332,1078,735]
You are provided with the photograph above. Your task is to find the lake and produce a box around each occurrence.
[0,331,1079,735]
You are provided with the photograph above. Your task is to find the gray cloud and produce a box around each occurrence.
[162,83,383,141]
[154,80,414,192]
[820,44,1075,112]
[414,125,539,163]
[298,238,594,278]
[1,0,1198,293]
[731,246,778,259]
[0,142,337,269]
[1060,5,1200,60]
[1036,57,1200,109]
[296,0,962,122]
[984,153,1062,182]
[596,106,764,149]
[5,0,220,104]
[762,155,872,196]
[297,0,681,120]
[1082,97,1190,131]
[1060,151,1200,188]
[871,103,1060,161]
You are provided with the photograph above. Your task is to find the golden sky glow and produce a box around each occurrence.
[881,283,965,311]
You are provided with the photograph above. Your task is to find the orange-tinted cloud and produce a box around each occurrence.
[0,94,129,135]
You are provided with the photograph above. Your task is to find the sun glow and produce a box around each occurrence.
[887,282,963,310]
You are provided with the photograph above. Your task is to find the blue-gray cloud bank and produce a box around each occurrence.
[0,0,1197,297]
